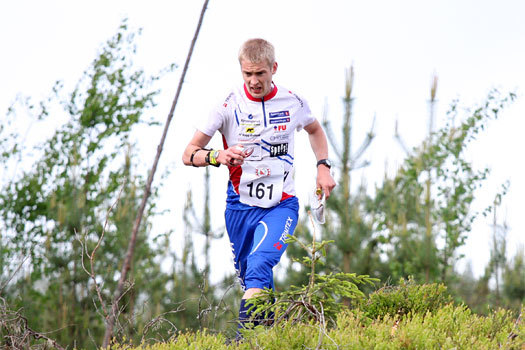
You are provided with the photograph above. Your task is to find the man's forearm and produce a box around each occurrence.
[307,124,329,161]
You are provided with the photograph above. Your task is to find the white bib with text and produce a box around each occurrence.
[238,159,284,208]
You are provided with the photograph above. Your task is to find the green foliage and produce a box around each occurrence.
[282,68,379,295]
[503,247,525,311]
[0,21,175,349]
[280,82,521,337]
[158,186,237,333]
[113,304,525,349]
[1,33,522,349]
[373,89,517,284]
[248,223,377,328]
[356,277,452,321]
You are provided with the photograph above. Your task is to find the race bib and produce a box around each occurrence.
[238,159,284,208]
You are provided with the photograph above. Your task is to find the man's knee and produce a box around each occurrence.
[243,287,263,299]
[247,253,277,275]
[244,254,275,289]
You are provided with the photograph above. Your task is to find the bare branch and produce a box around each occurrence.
[325,125,342,163]
[394,118,410,154]
[322,103,342,160]
[351,114,376,165]
[141,306,184,344]
[0,255,29,294]
[351,160,371,171]
[77,184,125,322]
[0,297,67,350]
[103,1,211,347]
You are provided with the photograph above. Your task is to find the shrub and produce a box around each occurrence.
[114,305,524,349]
[358,277,452,320]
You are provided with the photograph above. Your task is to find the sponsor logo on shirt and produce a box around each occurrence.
[269,110,290,118]
[273,125,287,132]
[270,143,288,157]
[239,136,261,142]
[223,92,234,107]
[239,131,261,138]
[269,117,290,124]
[255,166,271,178]
[240,119,261,125]
[240,123,260,129]
[245,127,256,134]
[288,91,304,107]
[269,134,289,141]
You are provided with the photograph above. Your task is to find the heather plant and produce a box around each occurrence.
[356,277,452,321]
[110,304,524,349]
[103,214,525,349]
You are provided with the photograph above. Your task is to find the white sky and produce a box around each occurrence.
[1,0,524,281]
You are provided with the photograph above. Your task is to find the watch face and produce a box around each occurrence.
[318,159,332,168]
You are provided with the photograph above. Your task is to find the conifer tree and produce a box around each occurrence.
[282,67,378,298]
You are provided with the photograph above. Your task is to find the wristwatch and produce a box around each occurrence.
[316,159,332,169]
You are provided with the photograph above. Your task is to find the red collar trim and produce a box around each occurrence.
[243,83,278,102]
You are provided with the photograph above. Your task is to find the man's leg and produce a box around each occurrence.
[240,198,299,327]
[224,208,260,291]
[224,208,263,334]
[225,198,299,334]
[244,198,299,292]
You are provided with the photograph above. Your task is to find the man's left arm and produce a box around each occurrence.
[304,120,336,198]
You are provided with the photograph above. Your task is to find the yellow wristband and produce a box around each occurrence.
[209,150,220,167]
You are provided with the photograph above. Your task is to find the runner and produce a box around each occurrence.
[182,38,336,330]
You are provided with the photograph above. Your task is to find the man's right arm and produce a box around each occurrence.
[182,130,213,167]
[182,130,247,167]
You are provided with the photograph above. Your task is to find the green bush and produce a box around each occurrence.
[108,236,524,349]
[113,304,524,349]
[357,277,452,321]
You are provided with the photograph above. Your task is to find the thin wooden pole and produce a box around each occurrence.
[102,1,210,347]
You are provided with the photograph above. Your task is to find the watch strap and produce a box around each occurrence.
[316,159,331,169]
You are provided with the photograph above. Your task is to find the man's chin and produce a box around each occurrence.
[249,87,265,98]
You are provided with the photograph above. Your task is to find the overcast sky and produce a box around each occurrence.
[1,0,524,280]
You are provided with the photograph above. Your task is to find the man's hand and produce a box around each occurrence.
[218,144,247,166]
[304,120,336,198]
[316,165,336,199]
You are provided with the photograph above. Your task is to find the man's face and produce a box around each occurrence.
[240,59,278,99]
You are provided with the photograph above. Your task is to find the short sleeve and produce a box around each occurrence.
[197,102,227,137]
[293,93,316,131]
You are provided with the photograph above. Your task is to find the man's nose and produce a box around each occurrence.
[250,75,258,85]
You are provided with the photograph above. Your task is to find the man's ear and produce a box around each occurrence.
[272,61,278,74]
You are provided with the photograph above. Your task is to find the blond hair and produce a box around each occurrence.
[238,38,275,66]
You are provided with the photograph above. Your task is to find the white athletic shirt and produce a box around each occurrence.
[198,83,316,209]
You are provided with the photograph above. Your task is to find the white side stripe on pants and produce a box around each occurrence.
[250,221,268,255]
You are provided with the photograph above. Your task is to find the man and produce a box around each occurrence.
[182,38,336,328]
